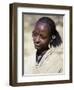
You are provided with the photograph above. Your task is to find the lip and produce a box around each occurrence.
[35,44,40,47]
[35,45,41,49]
[34,43,40,46]
[34,43,41,48]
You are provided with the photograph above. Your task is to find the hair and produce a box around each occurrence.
[36,17,62,47]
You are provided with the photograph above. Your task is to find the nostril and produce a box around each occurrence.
[35,40,40,44]
[34,39,40,44]
[35,39,40,43]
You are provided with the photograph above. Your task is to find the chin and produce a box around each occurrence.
[35,46,41,50]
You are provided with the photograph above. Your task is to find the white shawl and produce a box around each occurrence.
[24,47,63,75]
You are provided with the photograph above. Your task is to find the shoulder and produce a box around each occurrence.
[47,46,63,73]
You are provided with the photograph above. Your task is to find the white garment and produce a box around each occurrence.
[24,47,63,75]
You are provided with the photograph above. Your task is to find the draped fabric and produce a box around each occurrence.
[24,47,63,75]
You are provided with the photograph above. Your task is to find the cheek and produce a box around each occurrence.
[32,36,36,41]
[40,39,49,45]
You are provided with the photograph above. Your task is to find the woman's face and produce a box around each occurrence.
[32,22,51,51]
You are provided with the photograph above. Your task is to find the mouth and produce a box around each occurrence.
[35,44,40,47]
[34,42,40,46]
[34,43,41,49]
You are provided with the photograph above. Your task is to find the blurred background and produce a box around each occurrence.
[23,14,63,58]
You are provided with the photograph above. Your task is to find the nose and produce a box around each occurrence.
[35,35,40,43]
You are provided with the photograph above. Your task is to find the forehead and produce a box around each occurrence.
[35,22,49,32]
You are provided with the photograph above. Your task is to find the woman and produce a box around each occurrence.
[24,17,63,74]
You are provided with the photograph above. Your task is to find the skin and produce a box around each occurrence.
[32,22,51,54]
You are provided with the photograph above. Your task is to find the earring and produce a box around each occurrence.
[50,35,56,43]
[52,35,56,40]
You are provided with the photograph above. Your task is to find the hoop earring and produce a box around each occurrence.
[52,35,56,40]
[49,35,56,44]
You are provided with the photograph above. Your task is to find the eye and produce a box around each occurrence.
[40,33,49,39]
[40,35,44,38]
[32,31,38,37]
